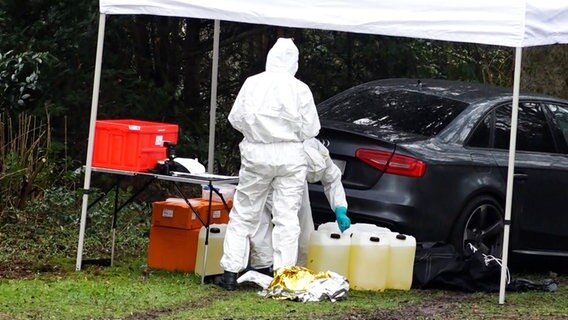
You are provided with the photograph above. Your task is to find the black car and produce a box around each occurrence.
[309,78,568,257]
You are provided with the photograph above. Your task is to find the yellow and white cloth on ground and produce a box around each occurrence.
[237,266,349,302]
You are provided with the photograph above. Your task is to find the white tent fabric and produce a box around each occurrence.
[99,0,568,47]
[79,0,568,305]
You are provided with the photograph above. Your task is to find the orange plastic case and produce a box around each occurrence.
[92,119,178,172]
[151,198,230,230]
[147,226,200,272]
[147,198,231,272]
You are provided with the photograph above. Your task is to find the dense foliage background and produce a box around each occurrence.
[1,0,567,259]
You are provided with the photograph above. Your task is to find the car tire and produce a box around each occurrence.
[451,195,505,258]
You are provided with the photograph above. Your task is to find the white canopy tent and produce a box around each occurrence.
[79,0,568,304]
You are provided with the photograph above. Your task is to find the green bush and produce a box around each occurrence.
[0,184,152,264]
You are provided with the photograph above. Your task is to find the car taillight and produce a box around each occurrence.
[355,148,426,177]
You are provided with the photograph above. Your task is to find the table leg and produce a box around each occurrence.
[201,183,215,285]
[111,180,120,266]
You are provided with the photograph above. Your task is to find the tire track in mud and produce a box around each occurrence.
[121,290,463,320]
[122,288,233,320]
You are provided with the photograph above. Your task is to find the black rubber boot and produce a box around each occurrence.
[214,271,238,291]
[255,267,273,277]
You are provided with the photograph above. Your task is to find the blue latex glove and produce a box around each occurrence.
[335,206,351,233]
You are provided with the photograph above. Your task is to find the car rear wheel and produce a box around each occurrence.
[452,196,505,258]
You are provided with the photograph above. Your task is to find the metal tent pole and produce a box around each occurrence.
[76,13,107,271]
[207,20,221,173]
[499,46,522,304]
[204,23,221,284]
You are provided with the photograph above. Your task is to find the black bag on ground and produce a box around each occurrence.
[507,278,558,292]
[411,242,464,289]
[412,242,559,292]
[412,242,501,292]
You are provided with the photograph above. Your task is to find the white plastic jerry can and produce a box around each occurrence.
[387,233,416,290]
[344,223,391,237]
[316,221,341,233]
[348,232,390,291]
[307,229,350,277]
[318,222,391,237]
[195,224,227,276]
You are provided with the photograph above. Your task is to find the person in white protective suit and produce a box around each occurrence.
[249,138,350,272]
[216,38,320,290]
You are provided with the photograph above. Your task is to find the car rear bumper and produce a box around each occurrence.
[308,183,450,242]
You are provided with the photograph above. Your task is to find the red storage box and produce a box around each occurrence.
[151,198,230,230]
[147,226,199,272]
[92,119,179,172]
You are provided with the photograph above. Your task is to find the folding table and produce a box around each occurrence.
[77,166,239,284]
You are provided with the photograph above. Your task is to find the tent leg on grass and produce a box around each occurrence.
[76,13,106,271]
[499,46,523,304]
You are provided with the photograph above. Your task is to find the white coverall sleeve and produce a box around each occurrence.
[299,85,320,140]
[320,158,348,210]
[227,80,247,134]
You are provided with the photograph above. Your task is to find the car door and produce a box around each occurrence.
[490,102,568,254]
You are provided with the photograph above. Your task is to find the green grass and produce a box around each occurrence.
[0,260,208,319]
[1,257,567,320]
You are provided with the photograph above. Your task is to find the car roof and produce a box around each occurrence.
[352,78,565,105]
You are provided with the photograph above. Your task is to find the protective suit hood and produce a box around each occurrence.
[265,38,299,76]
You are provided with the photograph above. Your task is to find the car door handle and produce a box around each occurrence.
[514,172,528,181]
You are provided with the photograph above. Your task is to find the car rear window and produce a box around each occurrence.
[318,88,469,137]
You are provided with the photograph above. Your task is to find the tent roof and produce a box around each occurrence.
[100,0,568,47]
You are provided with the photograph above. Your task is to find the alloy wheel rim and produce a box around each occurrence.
[463,202,504,257]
